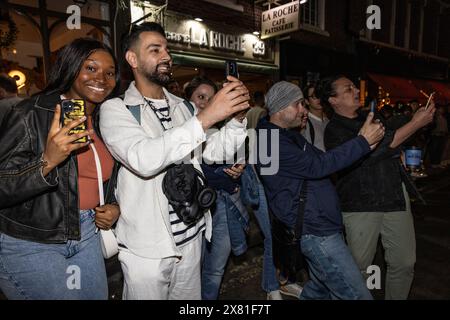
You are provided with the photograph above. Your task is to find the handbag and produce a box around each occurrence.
[271,181,307,282]
[90,143,119,259]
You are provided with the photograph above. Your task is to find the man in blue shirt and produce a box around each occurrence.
[256,81,384,299]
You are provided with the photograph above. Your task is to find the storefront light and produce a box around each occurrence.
[8,70,26,89]
[300,0,308,4]
[253,31,260,36]
[194,17,203,22]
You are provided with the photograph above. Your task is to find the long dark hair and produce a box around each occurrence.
[42,38,120,98]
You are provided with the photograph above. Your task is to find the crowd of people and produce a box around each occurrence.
[0,21,442,300]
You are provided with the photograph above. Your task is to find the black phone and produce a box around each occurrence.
[225,60,239,79]
[60,99,87,143]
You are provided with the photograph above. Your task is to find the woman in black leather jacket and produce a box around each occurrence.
[0,38,120,300]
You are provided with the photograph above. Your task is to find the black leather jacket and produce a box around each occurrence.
[324,111,424,212]
[0,92,119,243]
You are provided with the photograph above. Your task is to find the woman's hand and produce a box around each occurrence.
[42,105,92,176]
[224,163,246,180]
[95,204,120,230]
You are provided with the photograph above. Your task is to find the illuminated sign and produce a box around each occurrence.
[261,0,300,39]
[164,15,271,61]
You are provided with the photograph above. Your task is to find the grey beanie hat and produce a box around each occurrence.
[265,81,304,116]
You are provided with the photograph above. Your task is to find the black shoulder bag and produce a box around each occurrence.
[270,181,308,283]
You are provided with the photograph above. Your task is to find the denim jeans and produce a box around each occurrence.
[252,182,279,293]
[0,209,108,300]
[201,191,232,300]
[300,232,373,300]
[201,189,250,300]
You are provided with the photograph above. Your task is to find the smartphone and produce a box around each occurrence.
[425,92,436,110]
[370,100,376,113]
[60,99,87,143]
[225,60,239,79]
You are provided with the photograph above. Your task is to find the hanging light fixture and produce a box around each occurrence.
[8,70,26,89]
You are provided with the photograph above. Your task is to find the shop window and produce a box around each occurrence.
[300,0,327,35]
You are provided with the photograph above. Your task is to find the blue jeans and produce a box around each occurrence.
[0,209,108,300]
[201,191,232,300]
[252,182,279,293]
[300,232,373,300]
[201,189,250,300]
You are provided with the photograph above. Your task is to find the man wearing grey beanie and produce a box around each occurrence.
[255,81,385,300]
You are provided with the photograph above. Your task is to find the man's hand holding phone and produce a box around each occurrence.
[359,112,385,150]
[42,104,92,176]
[224,61,249,122]
[196,76,250,130]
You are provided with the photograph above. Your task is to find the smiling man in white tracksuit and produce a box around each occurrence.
[99,22,249,300]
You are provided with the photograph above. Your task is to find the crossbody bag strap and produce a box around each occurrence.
[90,143,104,206]
[307,118,315,146]
[183,100,195,116]
[294,181,307,239]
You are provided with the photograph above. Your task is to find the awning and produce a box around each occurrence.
[428,81,450,102]
[367,73,424,103]
[368,73,450,104]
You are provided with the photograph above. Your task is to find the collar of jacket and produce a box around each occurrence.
[330,110,367,133]
[123,81,185,111]
[33,92,62,111]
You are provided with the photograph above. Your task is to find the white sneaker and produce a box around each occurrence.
[280,283,303,299]
[267,290,283,300]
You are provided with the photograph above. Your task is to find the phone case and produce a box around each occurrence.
[61,99,87,143]
[225,60,239,79]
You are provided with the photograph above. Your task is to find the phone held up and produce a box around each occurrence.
[370,100,376,113]
[60,99,87,143]
[225,60,239,79]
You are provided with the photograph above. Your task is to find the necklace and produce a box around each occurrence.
[144,93,171,119]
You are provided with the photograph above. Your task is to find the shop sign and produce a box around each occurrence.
[164,14,271,61]
[261,0,300,39]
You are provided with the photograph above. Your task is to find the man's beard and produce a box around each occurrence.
[141,63,172,86]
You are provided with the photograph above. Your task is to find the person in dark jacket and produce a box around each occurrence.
[0,74,23,126]
[256,81,385,300]
[0,38,121,300]
[185,76,248,299]
[320,75,435,300]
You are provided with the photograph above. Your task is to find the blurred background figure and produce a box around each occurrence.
[409,100,420,113]
[380,104,394,121]
[0,74,23,126]
[301,84,329,152]
[428,105,448,168]
[403,105,413,118]
[166,79,183,98]
[246,91,267,130]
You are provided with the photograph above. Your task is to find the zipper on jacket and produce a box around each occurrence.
[0,159,45,177]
